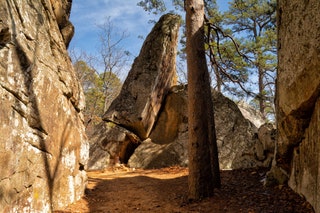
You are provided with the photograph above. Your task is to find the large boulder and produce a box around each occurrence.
[102,13,181,140]
[128,87,275,170]
[237,101,265,128]
[268,1,320,212]
[0,0,88,211]
[128,85,189,169]
[213,91,273,169]
[88,14,181,170]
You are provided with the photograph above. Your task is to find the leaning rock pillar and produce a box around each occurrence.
[103,13,181,139]
[88,14,181,170]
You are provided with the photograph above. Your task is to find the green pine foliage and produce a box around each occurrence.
[137,0,277,119]
[222,0,277,119]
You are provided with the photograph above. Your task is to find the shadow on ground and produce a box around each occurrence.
[59,167,314,213]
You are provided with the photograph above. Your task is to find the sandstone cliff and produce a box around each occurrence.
[271,0,320,212]
[0,0,88,211]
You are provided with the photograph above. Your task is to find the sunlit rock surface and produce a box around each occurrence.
[88,14,181,171]
[273,0,320,212]
[128,87,275,170]
[102,13,180,140]
[0,0,88,211]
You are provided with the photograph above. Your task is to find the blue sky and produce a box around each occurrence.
[69,0,230,60]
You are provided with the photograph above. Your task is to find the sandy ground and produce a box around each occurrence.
[56,166,314,213]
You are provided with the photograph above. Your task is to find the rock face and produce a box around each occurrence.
[273,0,320,212]
[87,122,140,170]
[213,91,273,169]
[102,13,180,140]
[88,13,274,174]
[128,87,275,170]
[0,0,88,211]
[128,85,189,169]
[88,14,181,170]
[237,101,265,128]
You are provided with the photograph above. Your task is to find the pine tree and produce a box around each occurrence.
[223,0,277,119]
[137,0,221,200]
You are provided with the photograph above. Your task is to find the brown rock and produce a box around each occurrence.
[272,1,320,212]
[88,14,181,170]
[128,87,273,170]
[0,0,88,211]
[102,13,181,140]
[50,0,74,47]
[129,86,189,169]
[149,84,188,145]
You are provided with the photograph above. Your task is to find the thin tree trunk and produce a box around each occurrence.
[185,0,221,200]
[214,64,222,92]
[258,66,266,119]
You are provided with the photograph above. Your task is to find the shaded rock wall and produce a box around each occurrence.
[0,0,88,211]
[275,0,320,212]
[213,91,273,169]
[87,122,140,170]
[129,85,189,169]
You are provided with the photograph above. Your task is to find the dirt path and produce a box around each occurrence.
[57,166,314,213]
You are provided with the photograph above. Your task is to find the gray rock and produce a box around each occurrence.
[128,138,188,169]
[238,100,265,128]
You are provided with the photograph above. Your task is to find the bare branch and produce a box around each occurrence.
[204,15,255,97]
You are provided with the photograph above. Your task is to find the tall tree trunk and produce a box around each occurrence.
[185,0,221,200]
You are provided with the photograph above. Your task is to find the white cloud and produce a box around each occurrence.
[70,0,160,57]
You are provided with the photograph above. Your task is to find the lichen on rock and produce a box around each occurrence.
[268,1,320,212]
[0,0,88,211]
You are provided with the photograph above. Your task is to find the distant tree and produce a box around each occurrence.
[70,55,123,130]
[98,71,122,113]
[69,17,131,129]
[97,17,130,112]
[138,0,166,14]
[72,58,122,127]
[72,59,104,125]
[205,24,252,95]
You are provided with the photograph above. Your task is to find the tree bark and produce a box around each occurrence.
[185,0,221,200]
